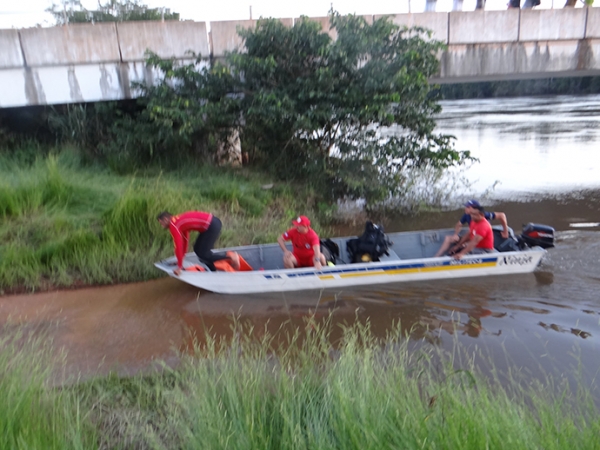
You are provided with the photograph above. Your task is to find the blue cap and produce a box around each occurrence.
[464,200,481,208]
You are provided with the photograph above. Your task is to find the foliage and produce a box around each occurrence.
[46,0,179,25]
[133,53,241,166]
[0,331,97,449]
[48,103,115,159]
[0,150,328,293]
[142,12,471,204]
[47,101,197,172]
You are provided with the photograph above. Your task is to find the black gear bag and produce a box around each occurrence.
[346,221,391,263]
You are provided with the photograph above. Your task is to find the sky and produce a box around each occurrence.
[0,0,585,29]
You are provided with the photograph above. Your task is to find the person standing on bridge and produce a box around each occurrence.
[157,211,229,274]
[434,200,508,257]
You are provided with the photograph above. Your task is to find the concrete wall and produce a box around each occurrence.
[118,20,209,60]
[0,69,27,106]
[0,30,24,68]
[450,10,520,44]
[3,9,600,107]
[0,62,162,107]
[520,9,587,41]
[20,23,120,66]
[436,39,600,83]
[585,8,600,38]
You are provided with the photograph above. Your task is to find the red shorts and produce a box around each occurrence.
[294,253,314,268]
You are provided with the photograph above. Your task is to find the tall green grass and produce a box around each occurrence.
[0,330,96,449]
[1,320,599,449]
[72,320,600,450]
[0,149,331,293]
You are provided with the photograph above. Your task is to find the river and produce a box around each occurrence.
[437,95,600,198]
[1,95,599,392]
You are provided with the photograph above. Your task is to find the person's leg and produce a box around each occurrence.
[283,252,298,268]
[295,255,315,268]
[193,216,228,271]
[434,235,459,257]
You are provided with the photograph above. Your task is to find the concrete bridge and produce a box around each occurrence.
[2,8,600,108]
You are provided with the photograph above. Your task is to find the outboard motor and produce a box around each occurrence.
[520,223,555,249]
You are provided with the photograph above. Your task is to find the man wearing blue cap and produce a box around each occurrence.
[434,200,509,257]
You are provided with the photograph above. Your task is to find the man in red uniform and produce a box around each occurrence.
[277,216,326,270]
[448,206,495,260]
[157,211,229,274]
[434,199,508,257]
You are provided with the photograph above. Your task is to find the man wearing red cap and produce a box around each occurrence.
[277,216,326,270]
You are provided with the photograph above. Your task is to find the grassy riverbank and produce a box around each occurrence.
[2,322,599,449]
[0,148,335,294]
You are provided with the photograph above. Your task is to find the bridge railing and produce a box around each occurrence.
[2,8,600,107]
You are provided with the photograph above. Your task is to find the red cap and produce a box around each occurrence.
[292,215,311,227]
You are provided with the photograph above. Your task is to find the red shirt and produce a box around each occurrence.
[469,218,494,249]
[281,227,320,258]
[169,211,213,268]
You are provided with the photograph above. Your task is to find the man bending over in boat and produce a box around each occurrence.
[434,199,508,257]
[447,206,496,259]
[157,211,230,275]
[278,216,326,270]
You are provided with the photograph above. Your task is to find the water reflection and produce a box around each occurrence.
[538,322,592,339]
[437,95,600,196]
[533,271,554,285]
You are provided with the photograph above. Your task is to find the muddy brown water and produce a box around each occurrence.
[1,96,599,392]
[1,195,598,387]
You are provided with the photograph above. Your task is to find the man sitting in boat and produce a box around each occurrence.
[447,206,496,259]
[277,216,326,270]
[157,211,230,274]
[434,199,508,257]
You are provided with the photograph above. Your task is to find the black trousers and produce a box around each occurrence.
[193,216,228,271]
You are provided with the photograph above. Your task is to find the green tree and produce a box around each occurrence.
[47,0,179,25]
[141,12,471,203]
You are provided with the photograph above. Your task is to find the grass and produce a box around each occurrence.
[0,329,97,449]
[0,147,332,294]
[1,319,599,450]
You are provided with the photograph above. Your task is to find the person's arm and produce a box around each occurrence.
[453,220,464,236]
[277,235,291,255]
[453,235,483,259]
[172,229,187,275]
[312,244,323,270]
[447,220,465,244]
[449,230,470,253]
[494,212,509,238]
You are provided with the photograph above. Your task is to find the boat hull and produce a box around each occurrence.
[155,249,546,294]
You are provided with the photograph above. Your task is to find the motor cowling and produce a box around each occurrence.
[520,223,555,249]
